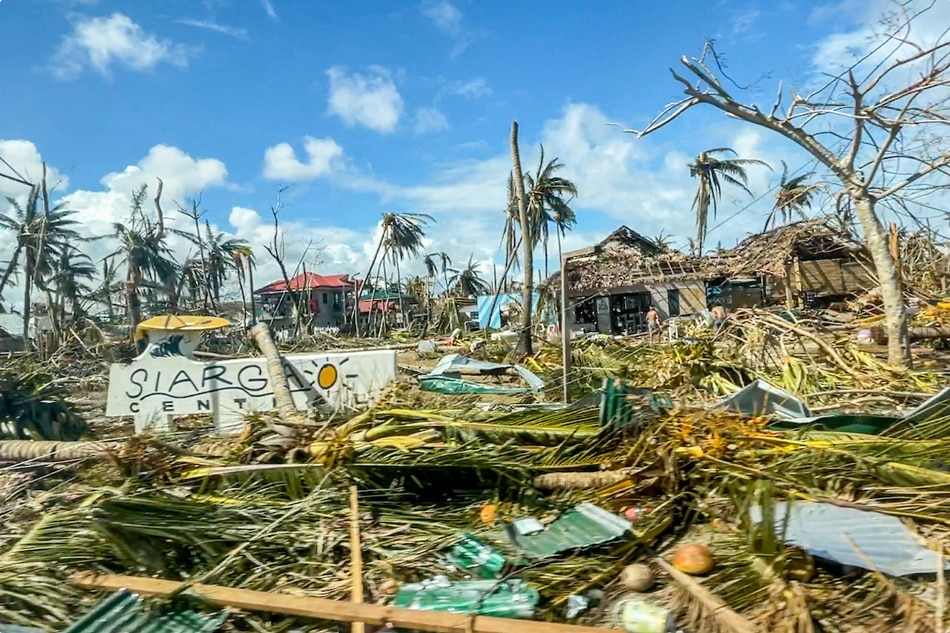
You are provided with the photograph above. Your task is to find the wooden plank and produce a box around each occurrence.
[69,572,611,633]
[349,486,365,633]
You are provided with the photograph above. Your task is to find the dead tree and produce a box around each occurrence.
[630,1,950,368]
[261,186,298,333]
[510,121,533,355]
[177,196,213,312]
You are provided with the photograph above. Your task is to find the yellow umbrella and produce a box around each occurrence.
[135,315,231,341]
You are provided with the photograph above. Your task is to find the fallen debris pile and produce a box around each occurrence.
[3,313,950,632]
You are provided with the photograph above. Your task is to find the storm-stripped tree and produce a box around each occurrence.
[629,1,950,368]
[111,180,176,338]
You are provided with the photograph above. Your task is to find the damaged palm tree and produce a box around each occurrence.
[250,322,308,426]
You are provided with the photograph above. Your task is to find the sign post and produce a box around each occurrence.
[106,315,397,435]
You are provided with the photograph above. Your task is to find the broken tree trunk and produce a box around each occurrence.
[532,469,635,491]
[0,440,114,463]
[250,322,307,424]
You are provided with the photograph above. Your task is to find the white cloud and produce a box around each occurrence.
[731,8,760,35]
[810,0,950,81]
[98,145,229,203]
[0,140,69,201]
[262,136,345,181]
[177,19,247,39]
[447,78,492,98]
[420,1,472,57]
[52,13,192,79]
[248,104,804,282]
[326,66,403,134]
[261,0,278,20]
[421,0,463,36]
[0,143,235,308]
[413,107,449,134]
[62,145,229,266]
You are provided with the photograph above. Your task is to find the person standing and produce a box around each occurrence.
[646,306,661,341]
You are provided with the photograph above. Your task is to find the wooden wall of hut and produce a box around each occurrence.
[770,258,875,303]
[650,281,706,319]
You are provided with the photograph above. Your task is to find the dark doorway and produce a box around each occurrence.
[611,291,652,334]
[667,288,681,317]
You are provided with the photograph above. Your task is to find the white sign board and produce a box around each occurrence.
[106,332,397,434]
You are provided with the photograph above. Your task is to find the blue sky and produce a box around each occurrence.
[0,0,929,298]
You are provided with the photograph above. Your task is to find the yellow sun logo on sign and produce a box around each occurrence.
[317,363,338,390]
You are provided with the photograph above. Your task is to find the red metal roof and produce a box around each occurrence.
[255,273,354,295]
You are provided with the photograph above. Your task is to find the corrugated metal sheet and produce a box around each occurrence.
[717,379,811,419]
[507,502,632,559]
[63,590,226,633]
[750,501,949,577]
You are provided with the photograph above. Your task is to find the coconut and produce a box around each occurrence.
[619,563,655,592]
[670,544,714,575]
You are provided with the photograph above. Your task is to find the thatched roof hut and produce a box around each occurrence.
[558,226,705,293]
[554,220,876,309]
[717,219,869,279]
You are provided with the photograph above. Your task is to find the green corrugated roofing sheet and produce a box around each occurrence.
[506,502,632,560]
[63,590,226,633]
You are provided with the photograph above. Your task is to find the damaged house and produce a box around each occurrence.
[556,226,708,335]
[556,221,876,336]
[716,220,877,308]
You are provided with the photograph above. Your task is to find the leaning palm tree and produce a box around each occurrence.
[447,256,491,297]
[765,161,819,231]
[689,147,768,255]
[0,181,84,344]
[355,212,432,336]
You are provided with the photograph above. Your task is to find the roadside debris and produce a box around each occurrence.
[5,307,950,632]
[418,353,545,394]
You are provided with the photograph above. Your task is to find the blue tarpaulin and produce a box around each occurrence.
[475,293,536,329]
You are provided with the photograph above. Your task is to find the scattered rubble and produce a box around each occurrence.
[3,308,950,632]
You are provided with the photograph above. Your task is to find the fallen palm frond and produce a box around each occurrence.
[9,305,950,631]
[550,309,943,408]
[0,359,89,441]
[177,404,615,496]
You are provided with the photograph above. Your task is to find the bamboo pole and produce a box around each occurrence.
[559,233,571,405]
[349,486,365,633]
[69,572,612,633]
